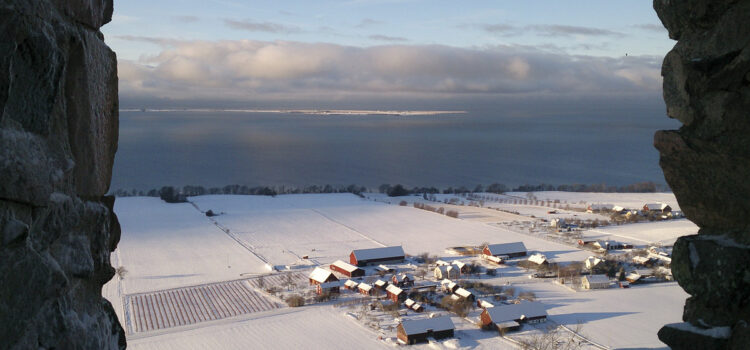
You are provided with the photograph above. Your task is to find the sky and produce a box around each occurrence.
[103,0,675,109]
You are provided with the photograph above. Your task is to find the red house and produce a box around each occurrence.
[386,284,405,302]
[350,246,405,267]
[330,260,365,278]
[309,267,339,285]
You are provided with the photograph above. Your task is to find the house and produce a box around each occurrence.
[527,253,548,266]
[584,256,602,270]
[643,203,672,213]
[441,279,459,293]
[386,284,405,302]
[374,279,388,290]
[581,274,611,289]
[316,281,340,295]
[330,260,365,278]
[632,256,653,266]
[343,279,359,291]
[405,298,416,309]
[436,260,470,274]
[358,283,373,295]
[350,246,405,267]
[392,273,415,287]
[309,267,339,285]
[404,299,425,312]
[483,242,527,258]
[454,288,475,301]
[397,317,455,345]
[479,301,547,333]
[434,265,460,280]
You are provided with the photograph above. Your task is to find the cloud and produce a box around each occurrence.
[475,23,623,38]
[173,16,200,23]
[117,39,662,103]
[223,19,301,33]
[634,24,667,32]
[356,18,383,28]
[368,34,408,42]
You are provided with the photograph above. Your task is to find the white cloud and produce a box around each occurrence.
[117,39,662,103]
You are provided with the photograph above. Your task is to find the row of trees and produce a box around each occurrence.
[514,181,667,193]
[112,184,368,199]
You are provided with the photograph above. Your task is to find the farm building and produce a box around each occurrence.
[584,256,602,269]
[316,281,340,295]
[392,273,415,287]
[527,253,548,265]
[350,246,405,267]
[483,242,527,258]
[454,288,475,301]
[330,260,365,278]
[441,279,459,293]
[376,264,395,273]
[309,267,339,285]
[434,265,460,280]
[643,203,672,213]
[437,260,470,274]
[397,317,455,345]
[582,274,611,289]
[479,301,547,333]
[358,283,373,295]
[374,279,388,290]
[482,254,504,264]
[592,241,630,250]
[386,284,405,302]
[343,279,359,290]
[404,299,424,312]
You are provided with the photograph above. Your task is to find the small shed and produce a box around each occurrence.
[441,279,459,293]
[454,288,475,301]
[350,246,405,267]
[397,317,455,345]
[434,265,460,280]
[625,272,642,283]
[392,273,415,288]
[527,253,548,265]
[358,283,373,295]
[483,242,527,258]
[482,254,504,264]
[584,256,602,269]
[374,279,388,290]
[581,274,611,289]
[343,279,359,290]
[309,267,339,285]
[330,260,365,278]
[386,284,405,302]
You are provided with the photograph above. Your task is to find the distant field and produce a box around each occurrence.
[583,219,698,246]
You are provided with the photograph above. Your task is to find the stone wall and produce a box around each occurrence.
[654,0,750,349]
[0,0,124,349]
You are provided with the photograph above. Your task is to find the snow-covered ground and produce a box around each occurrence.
[506,191,681,211]
[107,193,691,349]
[582,219,698,246]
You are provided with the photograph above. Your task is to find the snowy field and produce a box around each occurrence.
[583,219,698,246]
[191,194,593,266]
[107,193,692,349]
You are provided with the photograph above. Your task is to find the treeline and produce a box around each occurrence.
[111,184,368,199]
[513,181,667,193]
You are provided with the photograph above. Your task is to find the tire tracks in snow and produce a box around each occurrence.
[308,208,387,248]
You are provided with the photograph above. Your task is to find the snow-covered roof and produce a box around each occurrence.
[584,274,611,284]
[412,303,423,310]
[358,283,372,291]
[484,301,547,323]
[528,253,547,265]
[584,256,602,268]
[485,242,527,255]
[478,299,495,308]
[440,279,453,285]
[644,203,669,210]
[400,317,454,335]
[386,284,403,295]
[454,288,473,298]
[309,267,336,283]
[331,260,360,273]
[344,280,359,288]
[376,264,394,271]
[405,299,416,307]
[374,279,388,287]
[453,261,466,269]
[352,246,405,261]
[496,320,521,329]
[395,273,414,281]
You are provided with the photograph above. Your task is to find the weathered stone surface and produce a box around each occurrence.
[0,0,123,349]
[655,0,750,348]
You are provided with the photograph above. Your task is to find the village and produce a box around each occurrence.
[106,192,693,349]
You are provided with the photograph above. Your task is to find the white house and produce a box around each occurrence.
[581,274,611,289]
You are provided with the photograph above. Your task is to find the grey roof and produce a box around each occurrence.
[584,274,611,284]
[331,260,361,273]
[400,317,455,335]
[352,246,405,261]
[485,302,547,323]
[485,242,527,255]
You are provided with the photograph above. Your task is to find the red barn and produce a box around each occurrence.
[330,260,365,278]
[350,246,405,267]
[482,242,527,258]
[397,317,455,345]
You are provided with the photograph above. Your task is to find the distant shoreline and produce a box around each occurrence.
[119,108,467,116]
